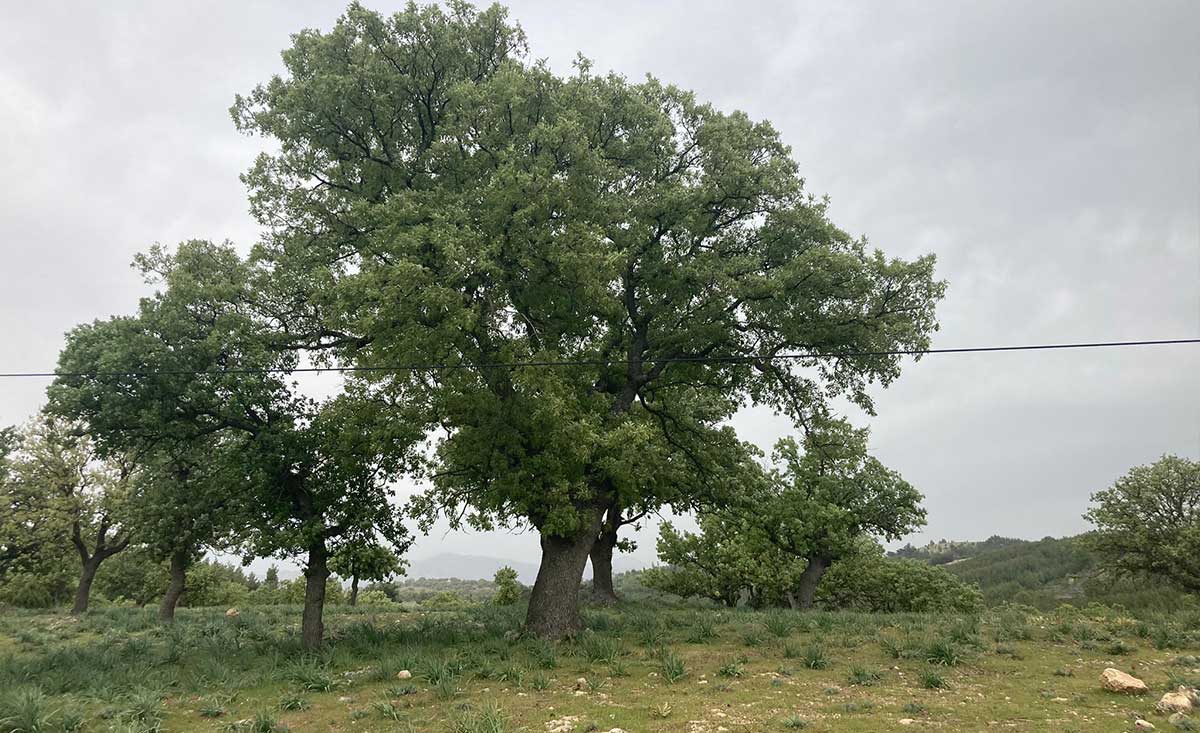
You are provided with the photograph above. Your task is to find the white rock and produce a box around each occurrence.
[899,719,916,725]
[225,607,240,618]
[1158,690,1194,714]
[396,669,412,680]
[544,716,581,733]
[1134,719,1155,731]
[1099,667,1148,694]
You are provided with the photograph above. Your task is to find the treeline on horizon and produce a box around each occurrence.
[4,528,1190,616]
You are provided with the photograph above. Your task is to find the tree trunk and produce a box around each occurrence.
[589,530,619,605]
[794,556,832,610]
[525,508,604,639]
[71,557,101,615]
[349,575,359,606]
[158,549,189,623]
[301,539,329,650]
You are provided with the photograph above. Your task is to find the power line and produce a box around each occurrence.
[1,338,1197,380]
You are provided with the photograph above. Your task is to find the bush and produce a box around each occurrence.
[492,567,521,606]
[356,589,393,606]
[816,553,983,614]
[0,573,56,609]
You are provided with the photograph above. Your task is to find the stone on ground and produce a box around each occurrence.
[1100,667,1148,694]
[1158,690,1194,714]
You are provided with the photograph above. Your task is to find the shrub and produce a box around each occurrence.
[492,567,521,607]
[0,574,56,609]
[816,554,983,614]
[846,666,881,686]
[717,658,745,678]
[0,686,53,733]
[925,638,964,666]
[801,643,830,670]
[278,694,310,711]
[286,659,335,692]
[685,615,718,643]
[659,650,687,683]
[580,633,622,664]
[920,667,949,689]
[763,613,794,638]
[452,702,506,733]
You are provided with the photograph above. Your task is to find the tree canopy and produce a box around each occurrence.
[1084,455,1200,593]
[49,240,418,646]
[231,1,945,636]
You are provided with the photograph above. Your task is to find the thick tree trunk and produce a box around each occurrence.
[349,575,359,606]
[589,530,619,605]
[526,508,604,639]
[158,550,189,623]
[71,557,102,615]
[301,539,329,650]
[794,556,832,610]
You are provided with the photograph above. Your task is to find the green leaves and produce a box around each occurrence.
[230,2,945,547]
[761,416,927,561]
[1084,455,1200,592]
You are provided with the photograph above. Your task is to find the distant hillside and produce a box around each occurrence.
[939,535,1093,606]
[406,553,540,585]
[888,536,1029,565]
[917,534,1195,611]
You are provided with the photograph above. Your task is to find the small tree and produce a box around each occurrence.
[5,418,133,614]
[1,425,65,584]
[52,241,419,646]
[492,566,521,606]
[755,417,926,609]
[644,515,799,607]
[1084,455,1200,593]
[330,540,404,606]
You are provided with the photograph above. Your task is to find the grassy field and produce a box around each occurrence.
[1,601,1198,732]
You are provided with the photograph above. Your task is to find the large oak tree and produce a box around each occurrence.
[231,2,944,637]
[234,2,945,638]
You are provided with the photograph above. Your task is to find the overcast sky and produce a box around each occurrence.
[1,1,1197,574]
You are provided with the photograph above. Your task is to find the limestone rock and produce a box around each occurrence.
[1135,720,1155,731]
[1158,690,1194,714]
[225,608,240,618]
[545,716,581,733]
[396,669,412,680]
[1100,667,1148,694]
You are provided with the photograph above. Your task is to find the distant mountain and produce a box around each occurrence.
[405,553,541,585]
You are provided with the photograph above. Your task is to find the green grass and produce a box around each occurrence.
[0,602,1197,731]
